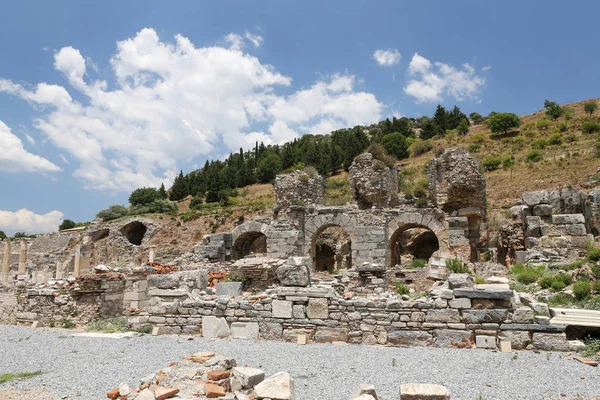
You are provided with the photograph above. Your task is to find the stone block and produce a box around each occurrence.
[434,329,472,348]
[532,332,570,351]
[254,372,294,400]
[272,300,293,319]
[453,288,513,299]
[306,298,329,319]
[314,327,348,343]
[388,330,433,347]
[512,307,534,323]
[259,322,283,340]
[400,383,450,400]
[552,214,585,225]
[230,322,259,340]
[522,191,548,207]
[533,204,552,216]
[530,302,550,317]
[202,316,230,338]
[499,340,512,352]
[297,334,307,345]
[232,367,265,389]
[276,263,309,287]
[216,282,243,297]
[448,298,471,309]
[462,309,507,324]
[425,309,460,323]
[498,331,530,350]
[151,326,162,336]
[475,335,496,349]
[447,273,474,289]
[292,305,305,319]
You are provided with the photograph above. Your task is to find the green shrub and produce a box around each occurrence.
[516,268,542,284]
[88,317,129,333]
[61,318,76,329]
[395,283,410,295]
[482,156,502,171]
[468,143,481,153]
[585,295,600,311]
[537,118,550,130]
[525,150,543,163]
[532,138,549,149]
[582,337,600,357]
[410,139,433,156]
[523,129,537,138]
[129,199,177,215]
[471,133,486,144]
[367,143,396,168]
[502,156,515,169]
[565,134,578,143]
[446,258,470,274]
[129,187,161,207]
[551,280,567,292]
[585,241,600,261]
[548,133,562,145]
[558,122,568,132]
[573,279,592,300]
[547,293,573,307]
[539,276,554,289]
[408,259,427,269]
[135,324,153,334]
[582,121,600,134]
[190,195,204,209]
[475,276,485,284]
[592,264,600,279]
[96,205,128,222]
[555,273,572,286]
[560,260,585,271]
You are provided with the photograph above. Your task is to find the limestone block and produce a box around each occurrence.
[276,264,309,287]
[533,204,552,217]
[400,383,450,400]
[552,214,585,225]
[272,300,293,319]
[499,341,512,352]
[232,367,265,389]
[522,191,548,207]
[462,309,507,324]
[259,322,283,340]
[530,302,550,317]
[453,289,513,299]
[387,330,433,347]
[254,372,295,400]
[512,307,534,323]
[532,332,570,351]
[202,316,230,338]
[314,327,348,343]
[425,309,460,323]
[216,282,243,297]
[447,273,474,289]
[230,322,259,339]
[475,335,496,349]
[448,298,471,309]
[353,384,378,400]
[292,305,305,319]
[434,329,472,348]
[306,298,328,319]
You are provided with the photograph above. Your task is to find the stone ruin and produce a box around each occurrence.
[2,148,600,357]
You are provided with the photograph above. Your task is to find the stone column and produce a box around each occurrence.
[17,240,28,275]
[149,245,156,263]
[0,239,10,282]
[73,245,81,278]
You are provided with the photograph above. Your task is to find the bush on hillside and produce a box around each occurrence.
[558,122,568,132]
[548,132,562,145]
[469,112,483,124]
[537,118,550,130]
[582,121,600,134]
[525,150,543,163]
[488,113,521,135]
[410,139,433,155]
[573,279,592,300]
[366,143,396,167]
[129,187,161,206]
[97,205,128,222]
[129,200,177,215]
[532,138,549,149]
[380,132,410,160]
[482,156,502,171]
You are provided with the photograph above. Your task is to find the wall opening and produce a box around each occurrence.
[312,225,352,273]
[89,228,110,242]
[389,225,439,268]
[232,232,267,259]
[120,221,147,246]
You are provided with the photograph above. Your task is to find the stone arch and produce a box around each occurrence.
[231,222,270,260]
[304,212,357,271]
[120,221,147,246]
[387,213,449,268]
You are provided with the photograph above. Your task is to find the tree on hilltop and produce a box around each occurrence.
[488,113,521,135]
[584,101,598,116]
[544,100,563,120]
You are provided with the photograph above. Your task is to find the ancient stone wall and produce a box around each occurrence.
[348,153,400,209]
[133,280,573,351]
[273,169,326,215]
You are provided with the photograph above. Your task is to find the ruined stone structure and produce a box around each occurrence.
[348,152,400,209]
[273,168,326,215]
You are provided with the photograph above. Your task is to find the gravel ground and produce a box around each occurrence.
[0,325,599,400]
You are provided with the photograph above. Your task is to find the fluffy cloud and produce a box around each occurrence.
[403,53,485,103]
[0,28,383,192]
[373,49,401,66]
[0,120,60,174]
[0,209,64,235]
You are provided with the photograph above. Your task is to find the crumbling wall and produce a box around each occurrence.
[273,169,326,215]
[348,153,400,209]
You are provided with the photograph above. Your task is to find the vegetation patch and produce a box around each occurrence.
[88,317,129,333]
[0,371,43,384]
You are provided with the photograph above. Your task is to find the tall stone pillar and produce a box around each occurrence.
[73,245,81,278]
[1,239,10,282]
[17,240,28,275]
[149,245,156,263]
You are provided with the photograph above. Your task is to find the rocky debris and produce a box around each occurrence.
[426,148,486,214]
[447,274,474,289]
[353,384,378,400]
[574,356,598,367]
[107,352,276,400]
[348,152,399,209]
[273,169,326,214]
[147,262,178,275]
[399,383,450,400]
[276,257,310,287]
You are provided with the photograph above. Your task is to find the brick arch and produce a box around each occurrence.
[304,213,357,269]
[386,212,450,267]
[231,222,270,259]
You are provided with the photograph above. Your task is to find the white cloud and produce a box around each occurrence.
[373,49,401,66]
[0,208,64,235]
[403,53,485,103]
[0,120,61,174]
[0,28,384,192]
[245,31,263,47]
[482,65,492,71]
[59,154,69,164]
[25,133,35,145]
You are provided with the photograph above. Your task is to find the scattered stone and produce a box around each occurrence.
[106,388,119,399]
[154,386,179,400]
[574,356,598,367]
[254,372,295,400]
[399,383,450,400]
[232,367,265,388]
[204,383,226,398]
[353,384,378,400]
[207,370,231,380]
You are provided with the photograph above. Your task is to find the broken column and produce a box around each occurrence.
[0,239,10,282]
[17,239,28,276]
[149,245,156,263]
[73,244,81,277]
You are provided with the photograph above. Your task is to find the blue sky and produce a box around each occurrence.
[1,0,598,234]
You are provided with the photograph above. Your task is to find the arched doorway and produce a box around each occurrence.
[120,221,147,245]
[232,231,267,259]
[389,225,439,268]
[312,225,352,272]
